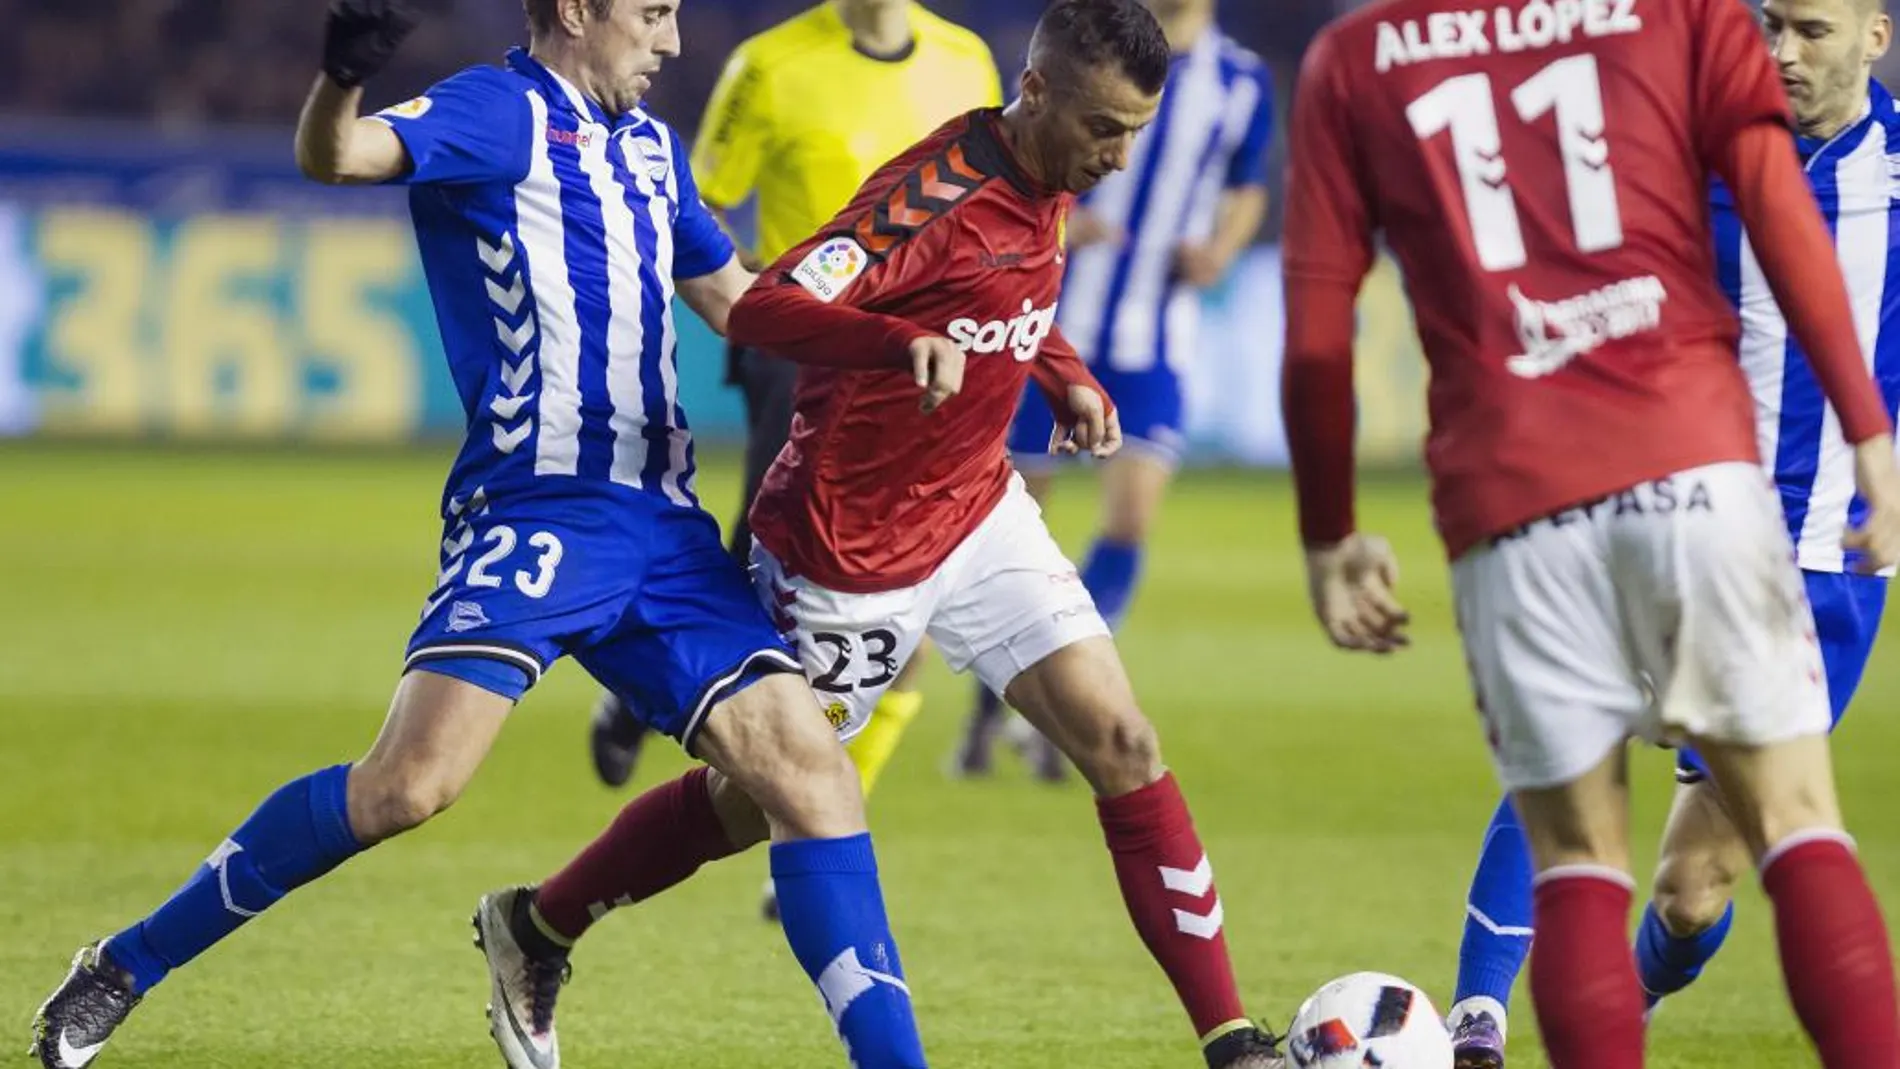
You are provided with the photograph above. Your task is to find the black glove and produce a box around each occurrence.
[322,0,420,89]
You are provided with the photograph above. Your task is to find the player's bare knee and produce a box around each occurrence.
[1652,879,1732,938]
[1072,705,1163,797]
[346,762,463,841]
[1652,853,1739,937]
[698,675,865,840]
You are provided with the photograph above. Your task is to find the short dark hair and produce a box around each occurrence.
[1029,0,1171,97]
[522,0,615,38]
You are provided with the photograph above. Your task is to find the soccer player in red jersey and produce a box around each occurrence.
[1280,1,1900,1067]
[476,2,1284,1066]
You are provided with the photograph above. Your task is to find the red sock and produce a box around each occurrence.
[1529,867,1644,1069]
[1097,773,1248,1042]
[533,767,738,941]
[1762,833,1900,1069]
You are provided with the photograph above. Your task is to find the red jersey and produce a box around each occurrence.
[728,109,1106,593]
[1283,0,1890,556]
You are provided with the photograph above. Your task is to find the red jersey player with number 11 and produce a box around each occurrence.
[505,2,1285,1066]
[1282,1,1900,1067]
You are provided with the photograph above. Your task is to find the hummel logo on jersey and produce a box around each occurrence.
[448,600,492,633]
[1159,854,1225,939]
[946,299,1058,362]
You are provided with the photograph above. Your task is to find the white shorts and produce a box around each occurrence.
[751,474,1111,740]
[1452,461,1830,792]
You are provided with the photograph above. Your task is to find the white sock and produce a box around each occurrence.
[1447,995,1508,1043]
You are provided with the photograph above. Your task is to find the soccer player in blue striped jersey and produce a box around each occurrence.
[1445,1,1897,1063]
[28,4,931,1069]
[955,0,1274,778]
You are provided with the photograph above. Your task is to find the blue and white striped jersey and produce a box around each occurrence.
[374,48,733,511]
[1712,78,1900,574]
[1056,28,1273,374]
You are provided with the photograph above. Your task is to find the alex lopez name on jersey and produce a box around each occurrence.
[1374,0,1643,72]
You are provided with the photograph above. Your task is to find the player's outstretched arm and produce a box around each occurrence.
[295,0,418,185]
[728,274,929,371]
[676,256,756,337]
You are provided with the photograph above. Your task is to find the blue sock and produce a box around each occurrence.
[1080,538,1142,629]
[103,764,363,994]
[1454,796,1536,1011]
[1635,900,1734,1007]
[770,834,927,1068]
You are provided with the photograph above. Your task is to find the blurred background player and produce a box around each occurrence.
[482,3,1286,1064]
[954,0,1273,782]
[585,0,1002,879]
[1443,0,1899,1063]
[1282,0,1900,1067]
[28,3,936,1069]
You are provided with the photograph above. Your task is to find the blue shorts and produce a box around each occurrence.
[405,483,800,751]
[1676,569,1888,783]
[1008,362,1185,472]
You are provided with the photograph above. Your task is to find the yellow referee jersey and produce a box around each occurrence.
[690,3,1003,264]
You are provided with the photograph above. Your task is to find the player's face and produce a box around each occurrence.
[1030,64,1162,194]
[1763,0,1892,135]
[581,0,681,115]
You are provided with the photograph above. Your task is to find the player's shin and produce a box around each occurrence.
[699,678,929,1065]
[1450,796,1534,1034]
[530,766,746,944]
[1528,868,1645,1069]
[771,834,929,1068]
[103,764,362,993]
[1079,537,1143,628]
[1098,773,1250,1044]
[1762,832,1900,1068]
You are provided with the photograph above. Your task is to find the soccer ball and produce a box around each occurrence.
[1285,972,1454,1068]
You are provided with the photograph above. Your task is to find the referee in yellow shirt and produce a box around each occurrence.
[589,0,1002,870]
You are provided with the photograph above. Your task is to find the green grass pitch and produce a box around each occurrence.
[1,444,1894,1068]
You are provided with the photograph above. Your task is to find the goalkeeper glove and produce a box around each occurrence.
[322,0,420,89]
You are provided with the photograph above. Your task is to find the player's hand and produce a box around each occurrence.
[1173,242,1227,288]
[323,0,421,89]
[909,336,966,413]
[1304,534,1410,654]
[1050,386,1121,458]
[1066,209,1123,250]
[1846,435,1900,572]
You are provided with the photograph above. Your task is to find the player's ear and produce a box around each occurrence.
[1019,68,1047,116]
[557,0,589,37]
[1869,10,1893,63]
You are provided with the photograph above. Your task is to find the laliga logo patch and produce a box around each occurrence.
[792,237,868,303]
[380,96,433,120]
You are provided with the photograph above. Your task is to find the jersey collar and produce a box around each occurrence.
[970,108,1057,199]
[1795,80,1880,167]
[815,3,919,64]
[506,47,651,131]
